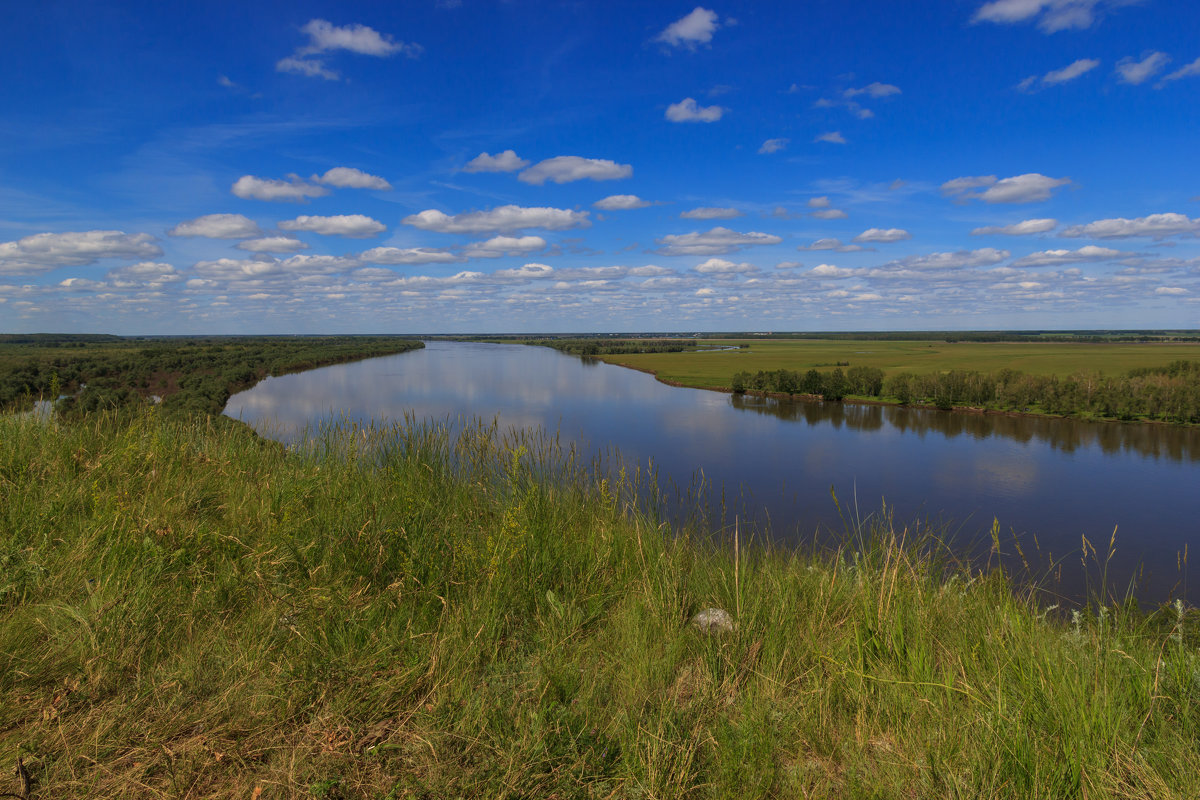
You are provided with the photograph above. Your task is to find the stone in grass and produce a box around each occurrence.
[690,607,734,634]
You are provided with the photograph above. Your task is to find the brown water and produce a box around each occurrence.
[225,341,1200,605]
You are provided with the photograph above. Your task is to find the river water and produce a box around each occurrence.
[225,340,1200,605]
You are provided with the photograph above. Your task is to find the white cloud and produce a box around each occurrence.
[941,175,997,197]
[1159,57,1200,86]
[0,230,162,275]
[884,248,1011,271]
[464,235,547,258]
[1116,52,1170,85]
[277,19,419,79]
[942,173,1070,203]
[693,257,758,274]
[853,228,911,243]
[1061,213,1200,239]
[231,174,329,202]
[463,150,530,173]
[809,264,857,278]
[279,214,386,238]
[812,209,849,220]
[666,97,725,123]
[276,57,340,80]
[518,156,633,185]
[798,238,868,253]
[758,138,789,154]
[313,167,391,190]
[1155,286,1188,295]
[656,7,720,50]
[168,213,261,239]
[844,82,901,98]
[403,205,591,234]
[971,218,1058,235]
[654,227,783,256]
[681,207,743,220]
[359,247,461,265]
[1012,245,1124,266]
[106,261,182,287]
[236,236,309,253]
[1033,58,1101,88]
[972,0,1130,33]
[815,131,847,144]
[808,196,831,209]
[594,194,651,210]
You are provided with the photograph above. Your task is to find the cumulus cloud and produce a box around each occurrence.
[279,214,386,237]
[815,131,847,144]
[0,231,162,275]
[1159,57,1200,86]
[105,261,182,287]
[798,238,869,253]
[1019,58,1100,91]
[403,205,591,234]
[463,150,530,173]
[1061,213,1200,239]
[1116,52,1170,85]
[853,228,912,243]
[812,209,849,220]
[666,97,725,123]
[681,207,743,220]
[312,167,391,190]
[463,235,547,258]
[168,213,261,239]
[653,227,782,256]
[941,173,1070,203]
[809,264,857,278]
[359,247,462,265]
[594,194,652,210]
[231,174,329,202]
[656,7,720,50]
[808,197,832,209]
[883,248,1010,271]
[1012,245,1124,266]
[693,257,758,275]
[518,156,633,185]
[844,82,901,98]
[277,19,420,80]
[236,236,309,253]
[971,218,1058,235]
[972,0,1131,33]
[758,138,789,154]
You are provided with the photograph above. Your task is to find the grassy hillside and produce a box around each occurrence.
[3,410,1199,798]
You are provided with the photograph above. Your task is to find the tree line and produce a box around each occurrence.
[732,360,1200,424]
[1,336,424,417]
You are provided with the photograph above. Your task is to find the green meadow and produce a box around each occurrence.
[3,408,1200,798]
[594,339,1200,391]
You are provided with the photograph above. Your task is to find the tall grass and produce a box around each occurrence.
[2,409,1199,798]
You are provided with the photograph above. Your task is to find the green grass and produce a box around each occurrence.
[3,410,1200,797]
[598,339,1200,390]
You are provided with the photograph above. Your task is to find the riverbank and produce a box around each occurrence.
[589,346,1200,427]
[3,409,1198,797]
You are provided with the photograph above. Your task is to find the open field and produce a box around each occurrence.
[3,410,1200,798]
[591,339,1200,390]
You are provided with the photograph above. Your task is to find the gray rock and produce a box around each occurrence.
[690,607,734,633]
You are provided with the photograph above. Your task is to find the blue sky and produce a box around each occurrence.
[2,0,1199,334]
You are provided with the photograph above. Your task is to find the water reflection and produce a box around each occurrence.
[226,341,1200,605]
[731,395,1200,462]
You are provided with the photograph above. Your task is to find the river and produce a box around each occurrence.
[225,340,1200,605]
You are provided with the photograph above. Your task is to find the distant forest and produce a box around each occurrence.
[733,361,1200,425]
[0,335,423,417]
